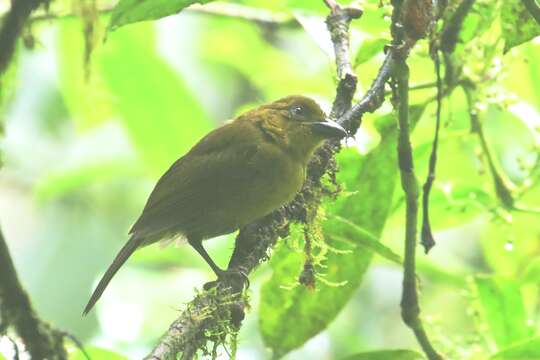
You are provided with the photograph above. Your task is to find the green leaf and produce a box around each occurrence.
[459,1,499,43]
[34,160,141,201]
[501,0,540,52]
[490,337,540,359]
[259,106,425,357]
[474,275,532,348]
[342,349,425,360]
[109,0,213,30]
[522,257,540,284]
[58,19,116,129]
[69,346,127,360]
[328,215,402,265]
[100,23,212,173]
[354,38,388,67]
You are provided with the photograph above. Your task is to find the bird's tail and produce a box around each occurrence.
[83,235,142,315]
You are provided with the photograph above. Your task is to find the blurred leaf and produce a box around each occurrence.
[69,346,127,360]
[231,0,332,13]
[474,275,532,348]
[342,349,425,360]
[522,257,540,284]
[490,337,540,359]
[58,19,116,129]
[412,115,493,230]
[34,160,140,201]
[501,0,540,52]
[460,1,499,43]
[293,11,334,58]
[109,0,213,30]
[100,23,212,173]
[328,215,402,265]
[199,18,333,100]
[481,213,540,277]
[259,106,425,357]
[354,38,388,67]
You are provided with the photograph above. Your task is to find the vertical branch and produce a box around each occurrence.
[0,0,49,75]
[394,58,443,360]
[391,0,443,358]
[420,52,442,253]
[324,1,363,119]
[0,225,67,359]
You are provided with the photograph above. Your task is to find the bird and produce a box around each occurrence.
[83,95,347,314]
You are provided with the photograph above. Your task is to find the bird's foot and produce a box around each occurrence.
[203,269,250,291]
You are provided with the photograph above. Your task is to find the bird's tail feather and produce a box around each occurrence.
[83,236,142,315]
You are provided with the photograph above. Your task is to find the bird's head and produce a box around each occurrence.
[249,95,347,162]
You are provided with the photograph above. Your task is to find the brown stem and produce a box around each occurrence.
[0,0,49,75]
[0,225,67,359]
[521,0,540,25]
[394,57,444,360]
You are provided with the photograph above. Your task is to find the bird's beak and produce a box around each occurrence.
[306,120,347,139]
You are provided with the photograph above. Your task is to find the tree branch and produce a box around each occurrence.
[521,0,540,25]
[324,1,363,119]
[393,59,443,360]
[419,53,442,254]
[0,224,67,359]
[0,0,49,76]
[390,0,443,358]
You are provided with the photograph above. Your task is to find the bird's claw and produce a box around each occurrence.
[203,269,250,291]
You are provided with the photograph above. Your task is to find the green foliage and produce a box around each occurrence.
[58,19,115,129]
[69,346,127,359]
[474,276,532,348]
[100,23,213,173]
[342,349,425,360]
[354,38,388,67]
[490,337,540,359]
[109,0,214,30]
[501,0,540,52]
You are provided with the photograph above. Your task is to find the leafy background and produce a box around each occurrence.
[0,0,539,359]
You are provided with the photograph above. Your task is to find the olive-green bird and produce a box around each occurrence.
[83,95,346,314]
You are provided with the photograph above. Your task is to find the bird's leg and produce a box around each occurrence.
[188,237,250,291]
[187,237,225,277]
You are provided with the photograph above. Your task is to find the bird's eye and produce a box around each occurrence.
[290,106,304,118]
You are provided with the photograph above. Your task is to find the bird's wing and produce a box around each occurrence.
[129,119,265,240]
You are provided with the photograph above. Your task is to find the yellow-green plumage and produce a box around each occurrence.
[83,95,345,314]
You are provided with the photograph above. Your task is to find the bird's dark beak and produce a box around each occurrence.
[306,120,347,139]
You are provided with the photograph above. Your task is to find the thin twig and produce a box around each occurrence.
[521,0,540,25]
[391,0,443,358]
[0,0,48,75]
[385,81,438,95]
[325,3,363,119]
[393,56,443,360]
[420,53,442,253]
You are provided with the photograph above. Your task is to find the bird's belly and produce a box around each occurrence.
[201,160,304,239]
